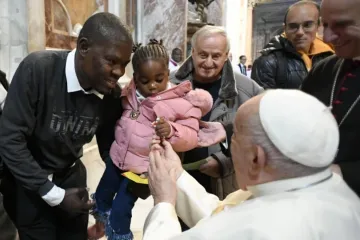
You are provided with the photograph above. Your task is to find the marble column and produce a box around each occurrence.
[207,0,225,26]
[27,0,45,53]
[141,0,188,56]
[0,0,28,81]
[245,3,254,64]
[224,0,248,65]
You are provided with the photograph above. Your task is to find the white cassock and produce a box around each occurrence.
[143,169,360,240]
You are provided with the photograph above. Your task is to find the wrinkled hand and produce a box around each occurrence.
[148,150,178,206]
[330,164,342,177]
[198,121,226,147]
[58,188,94,213]
[199,156,221,178]
[155,117,172,138]
[150,136,183,180]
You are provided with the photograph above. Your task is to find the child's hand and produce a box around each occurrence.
[155,117,171,138]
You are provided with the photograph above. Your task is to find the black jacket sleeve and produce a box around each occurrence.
[96,88,123,161]
[251,54,278,89]
[219,120,233,158]
[0,59,54,195]
[338,161,360,194]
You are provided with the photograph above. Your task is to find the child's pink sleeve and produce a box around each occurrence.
[167,117,199,152]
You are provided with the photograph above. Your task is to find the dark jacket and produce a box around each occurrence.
[170,57,263,199]
[0,51,122,195]
[0,70,8,178]
[251,35,333,89]
[301,55,360,196]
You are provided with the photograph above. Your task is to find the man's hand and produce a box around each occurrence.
[150,136,183,180]
[58,188,94,213]
[199,156,221,178]
[198,121,226,147]
[330,164,342,177]
[148,150,178,206]
[155,117,172,138]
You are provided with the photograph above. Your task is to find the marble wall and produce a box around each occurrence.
[207,0,225,26]
[141,0,188,56]
[0,0,28,81]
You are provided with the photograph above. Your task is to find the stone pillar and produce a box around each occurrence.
[0,0,28,80]
[245,3,254,64]
[224,0,248,65]
[27,0,45,53]
[141,0,188,56]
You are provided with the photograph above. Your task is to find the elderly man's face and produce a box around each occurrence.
[192,34,228,83]
[284,4,319,53]
[321,0,360,58]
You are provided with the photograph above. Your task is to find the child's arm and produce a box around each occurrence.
[167,117,200,152]
[154,116,199,152]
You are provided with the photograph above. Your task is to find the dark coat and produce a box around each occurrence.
[251,35,333,89]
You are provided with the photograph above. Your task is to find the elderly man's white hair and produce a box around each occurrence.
[191,25,230,52]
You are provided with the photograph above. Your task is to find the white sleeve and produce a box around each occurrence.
[41,185,65,207]
[143,202,182,240]
[0,84,7,110]
[175,171,221,227]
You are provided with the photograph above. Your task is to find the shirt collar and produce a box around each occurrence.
[247,168,333,198]
[0,83,6,110]
[65,49,104,99]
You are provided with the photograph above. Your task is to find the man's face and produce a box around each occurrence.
[240,56,247,65]
[321,0,360,59]
[284,4,319,52]
[80,40,132,94]
[192,34,228,83]
[172,48,183,63]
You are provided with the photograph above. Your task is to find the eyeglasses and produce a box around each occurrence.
[286,21,317,33]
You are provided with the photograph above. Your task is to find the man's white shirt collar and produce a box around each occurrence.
[65,49,103,99]
[247,168,333,197]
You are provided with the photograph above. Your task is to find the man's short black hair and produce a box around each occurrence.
[77,12,133,45]
[239,55,246,60]
[283,0,321,25]
[171,48,182,54]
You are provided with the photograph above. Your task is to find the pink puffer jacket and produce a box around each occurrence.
[110,80,213,174]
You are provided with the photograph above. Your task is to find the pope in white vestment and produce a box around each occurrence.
[143,89,360,240]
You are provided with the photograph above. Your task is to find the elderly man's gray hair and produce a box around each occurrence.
[247,111,328,179]
[191,25,230,52]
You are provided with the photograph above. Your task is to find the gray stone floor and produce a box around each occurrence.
[82,138,153,239]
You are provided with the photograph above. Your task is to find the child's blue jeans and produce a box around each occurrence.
[93,157,138,239]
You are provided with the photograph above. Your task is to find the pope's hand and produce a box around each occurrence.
[150,136,183,180]
[148,150,178,206]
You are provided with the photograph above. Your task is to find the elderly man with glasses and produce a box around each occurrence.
[251,0,334,89]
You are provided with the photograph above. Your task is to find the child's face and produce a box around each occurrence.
[134,59,169,97]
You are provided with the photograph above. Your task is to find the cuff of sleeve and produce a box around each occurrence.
[166,121,175,138]
[147,202,178,224]
[38,180,55,196]
[41,185,66,207]
[176,170,188,185]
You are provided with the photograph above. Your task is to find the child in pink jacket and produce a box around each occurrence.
[88,40,224,240]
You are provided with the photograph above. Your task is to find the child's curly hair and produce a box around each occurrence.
[132,39,169,72]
